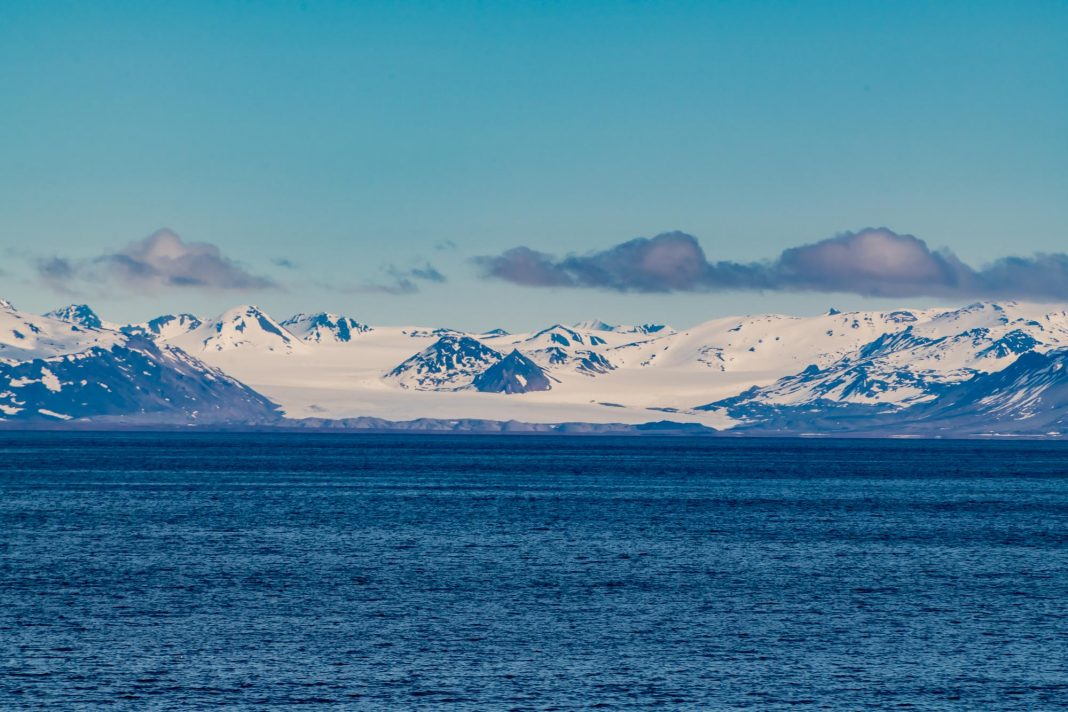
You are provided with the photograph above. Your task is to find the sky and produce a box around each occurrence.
[1,0,1066,330]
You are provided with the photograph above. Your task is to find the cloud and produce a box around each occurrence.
[475,232,768,292]
[272,257,299,269]
[474,246,577,288]
[475,228,1068,301]
[773,229,973,297]
[37,229,278,293]
[345,263,447,295]
[38,256,76,282]
[404,264,446,283]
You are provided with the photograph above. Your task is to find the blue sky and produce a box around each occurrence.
[1,1,1066,329]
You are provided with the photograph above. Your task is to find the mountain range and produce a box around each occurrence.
[4,297,1068,436]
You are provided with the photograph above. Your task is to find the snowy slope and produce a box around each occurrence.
[907,347,1068,432]
[0,337,278,423]
[0,299,124,363]
[711,347,1068,437]
[701,302,1068,416]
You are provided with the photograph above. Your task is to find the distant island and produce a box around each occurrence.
[3,298,1068,437]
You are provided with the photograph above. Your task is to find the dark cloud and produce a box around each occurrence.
[475,246,577,288]
[403,264,446,283]
[346,263,448,295]
[434,240,458,251]
[37,229,278,293]
[476,228,1068,301]
[974,253,1068,300]
[272,257,299,269]
[37,256,76,282]
[773,229,973,297]
[474,233,769,292]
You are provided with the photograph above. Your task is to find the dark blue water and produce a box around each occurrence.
[2,433,1068,710]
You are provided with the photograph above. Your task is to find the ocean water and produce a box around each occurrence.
[2,433,1068,710]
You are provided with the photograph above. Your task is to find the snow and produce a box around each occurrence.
[281,313,371,343]
[44,304,118,331]
[166,305,305,354]
[387,335,502,391]
[0,302,123,362]
[8,371,63,393]
[180,302,1068,426]
[165,321,724,426]
[6,297,1068,430]
[40,369,62,393]
[123,313,203,340]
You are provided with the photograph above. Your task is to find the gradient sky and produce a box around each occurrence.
[2,1,1066,330]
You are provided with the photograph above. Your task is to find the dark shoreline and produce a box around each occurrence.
[1,417,1066,439]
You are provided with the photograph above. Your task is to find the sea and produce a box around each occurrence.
[2,432,1067,710]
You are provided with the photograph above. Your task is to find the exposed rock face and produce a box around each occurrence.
[474,350,553,394]
[281,313,372,343]
[387,335,503,391]
[0,337,279,424]
[122,313,203,340]
[45,304,104,330]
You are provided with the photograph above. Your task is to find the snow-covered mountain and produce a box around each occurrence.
[0,337,278,423]
[473,349,554,394]
[0,301,278,424]
[708,346,1068,437]
[122,313,203,340]
[516,325,616,376]
[45,304,111,330]
[387,335,503,391]
[166,305,305,353]
[281,313,372,343]
[1,300,123,363]
[8,298,1068,435]
[700,302,1068,418]
[573,319,672,336]
[908,348,1068,433]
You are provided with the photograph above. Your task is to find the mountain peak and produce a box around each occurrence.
[0,301,124,362]
[571,320,669,336]
[164,305,303,353]
[220,304,270,319]
[573,319,617,332]
[531,324,587,346]
[122,313,203,340]
[473,349,552,394]
[387,334,502,391]
[281,312,372,343]
[45,304,104,330]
